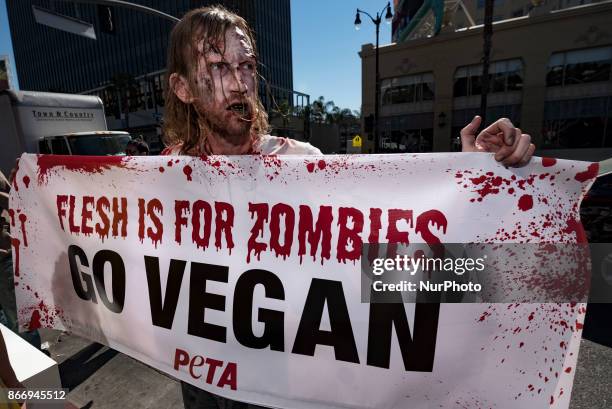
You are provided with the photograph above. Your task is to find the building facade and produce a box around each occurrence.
[6,0,293,98]
[453,0,605,27]
[362,1,612,160]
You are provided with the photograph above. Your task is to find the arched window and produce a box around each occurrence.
[453,59,523,97]
[381,73,434,106]
[547,46,612,86]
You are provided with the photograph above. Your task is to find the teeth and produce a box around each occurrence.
[229,104,246,114]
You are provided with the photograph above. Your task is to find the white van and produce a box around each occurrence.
[0,90,133,175]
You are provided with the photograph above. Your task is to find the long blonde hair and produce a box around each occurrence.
[163,6,269,155]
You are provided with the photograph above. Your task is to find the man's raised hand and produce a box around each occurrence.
[460,116,535,167]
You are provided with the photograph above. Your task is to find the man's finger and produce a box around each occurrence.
[501,133,532,166]
[460,115,482,152]
[494,128,521,162]
[482,117,515,146]
[517,143,536,167]
[477,131,504,151]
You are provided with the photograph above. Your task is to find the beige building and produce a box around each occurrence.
[454,0,604,27]
[360,1,612,160]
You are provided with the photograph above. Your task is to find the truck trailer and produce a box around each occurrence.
[0,90,132,176]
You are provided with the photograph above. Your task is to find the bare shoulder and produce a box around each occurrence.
[257,135,322,155]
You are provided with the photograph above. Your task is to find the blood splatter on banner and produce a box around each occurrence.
[10,152,597,409]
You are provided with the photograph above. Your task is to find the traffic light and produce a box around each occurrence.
[98,5,116,34]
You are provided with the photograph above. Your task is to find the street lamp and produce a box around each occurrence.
[354,2,392,153]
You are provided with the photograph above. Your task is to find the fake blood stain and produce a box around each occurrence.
[183,165,193,181]
[198,156,232,177]
[574,163,598,182]
[563,219,588,244]
[22,175,30,188]
[29,310,41,331]
[18,213,28,246]
[20,299,65,331]
[37,155,131,184]
[518,195,533,211]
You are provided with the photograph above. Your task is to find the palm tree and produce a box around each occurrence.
[324,100,337,124]
[335,108,358,150]
[311,96,337,124]
[271,99,293,136]
[310,96,325,123]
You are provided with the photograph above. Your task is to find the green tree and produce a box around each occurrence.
[271,99,293,135]
[311,96,337,124]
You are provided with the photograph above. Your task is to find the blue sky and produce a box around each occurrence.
[0,0,19,89]
[291,0,392,111]
[0,0,391,111]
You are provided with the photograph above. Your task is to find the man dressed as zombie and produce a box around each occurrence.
[162,6,535,409]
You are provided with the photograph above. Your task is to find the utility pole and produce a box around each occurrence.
[480,0,494,125]
[375,19,381,153]
[355,3,393,153]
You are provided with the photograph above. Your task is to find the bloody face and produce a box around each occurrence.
[191,26,258,143]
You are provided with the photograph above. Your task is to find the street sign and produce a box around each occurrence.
[32,5,97,40]
[352,135,362,148]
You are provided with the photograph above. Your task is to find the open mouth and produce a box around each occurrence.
[227,102,249,116]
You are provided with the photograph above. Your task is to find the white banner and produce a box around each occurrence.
[9,152,598,409]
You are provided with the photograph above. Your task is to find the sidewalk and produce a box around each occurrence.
[40,329,612,409]
[39,329,182,409]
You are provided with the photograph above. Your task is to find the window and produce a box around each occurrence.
[50,138,70,155]
[381,73,434,105]
[470,71,482,95]
[422,82,435,100]
[547,46,612,87]
[543,96,612,148]
[507,72,523,91]
[38,140,51,154]
[453,67,469,97]
[547,54,564,86]
[378,112,434,152]
[379,129,433,153]
[491,72,506,92]
[67,134,131,155]
[453,59,523,97]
